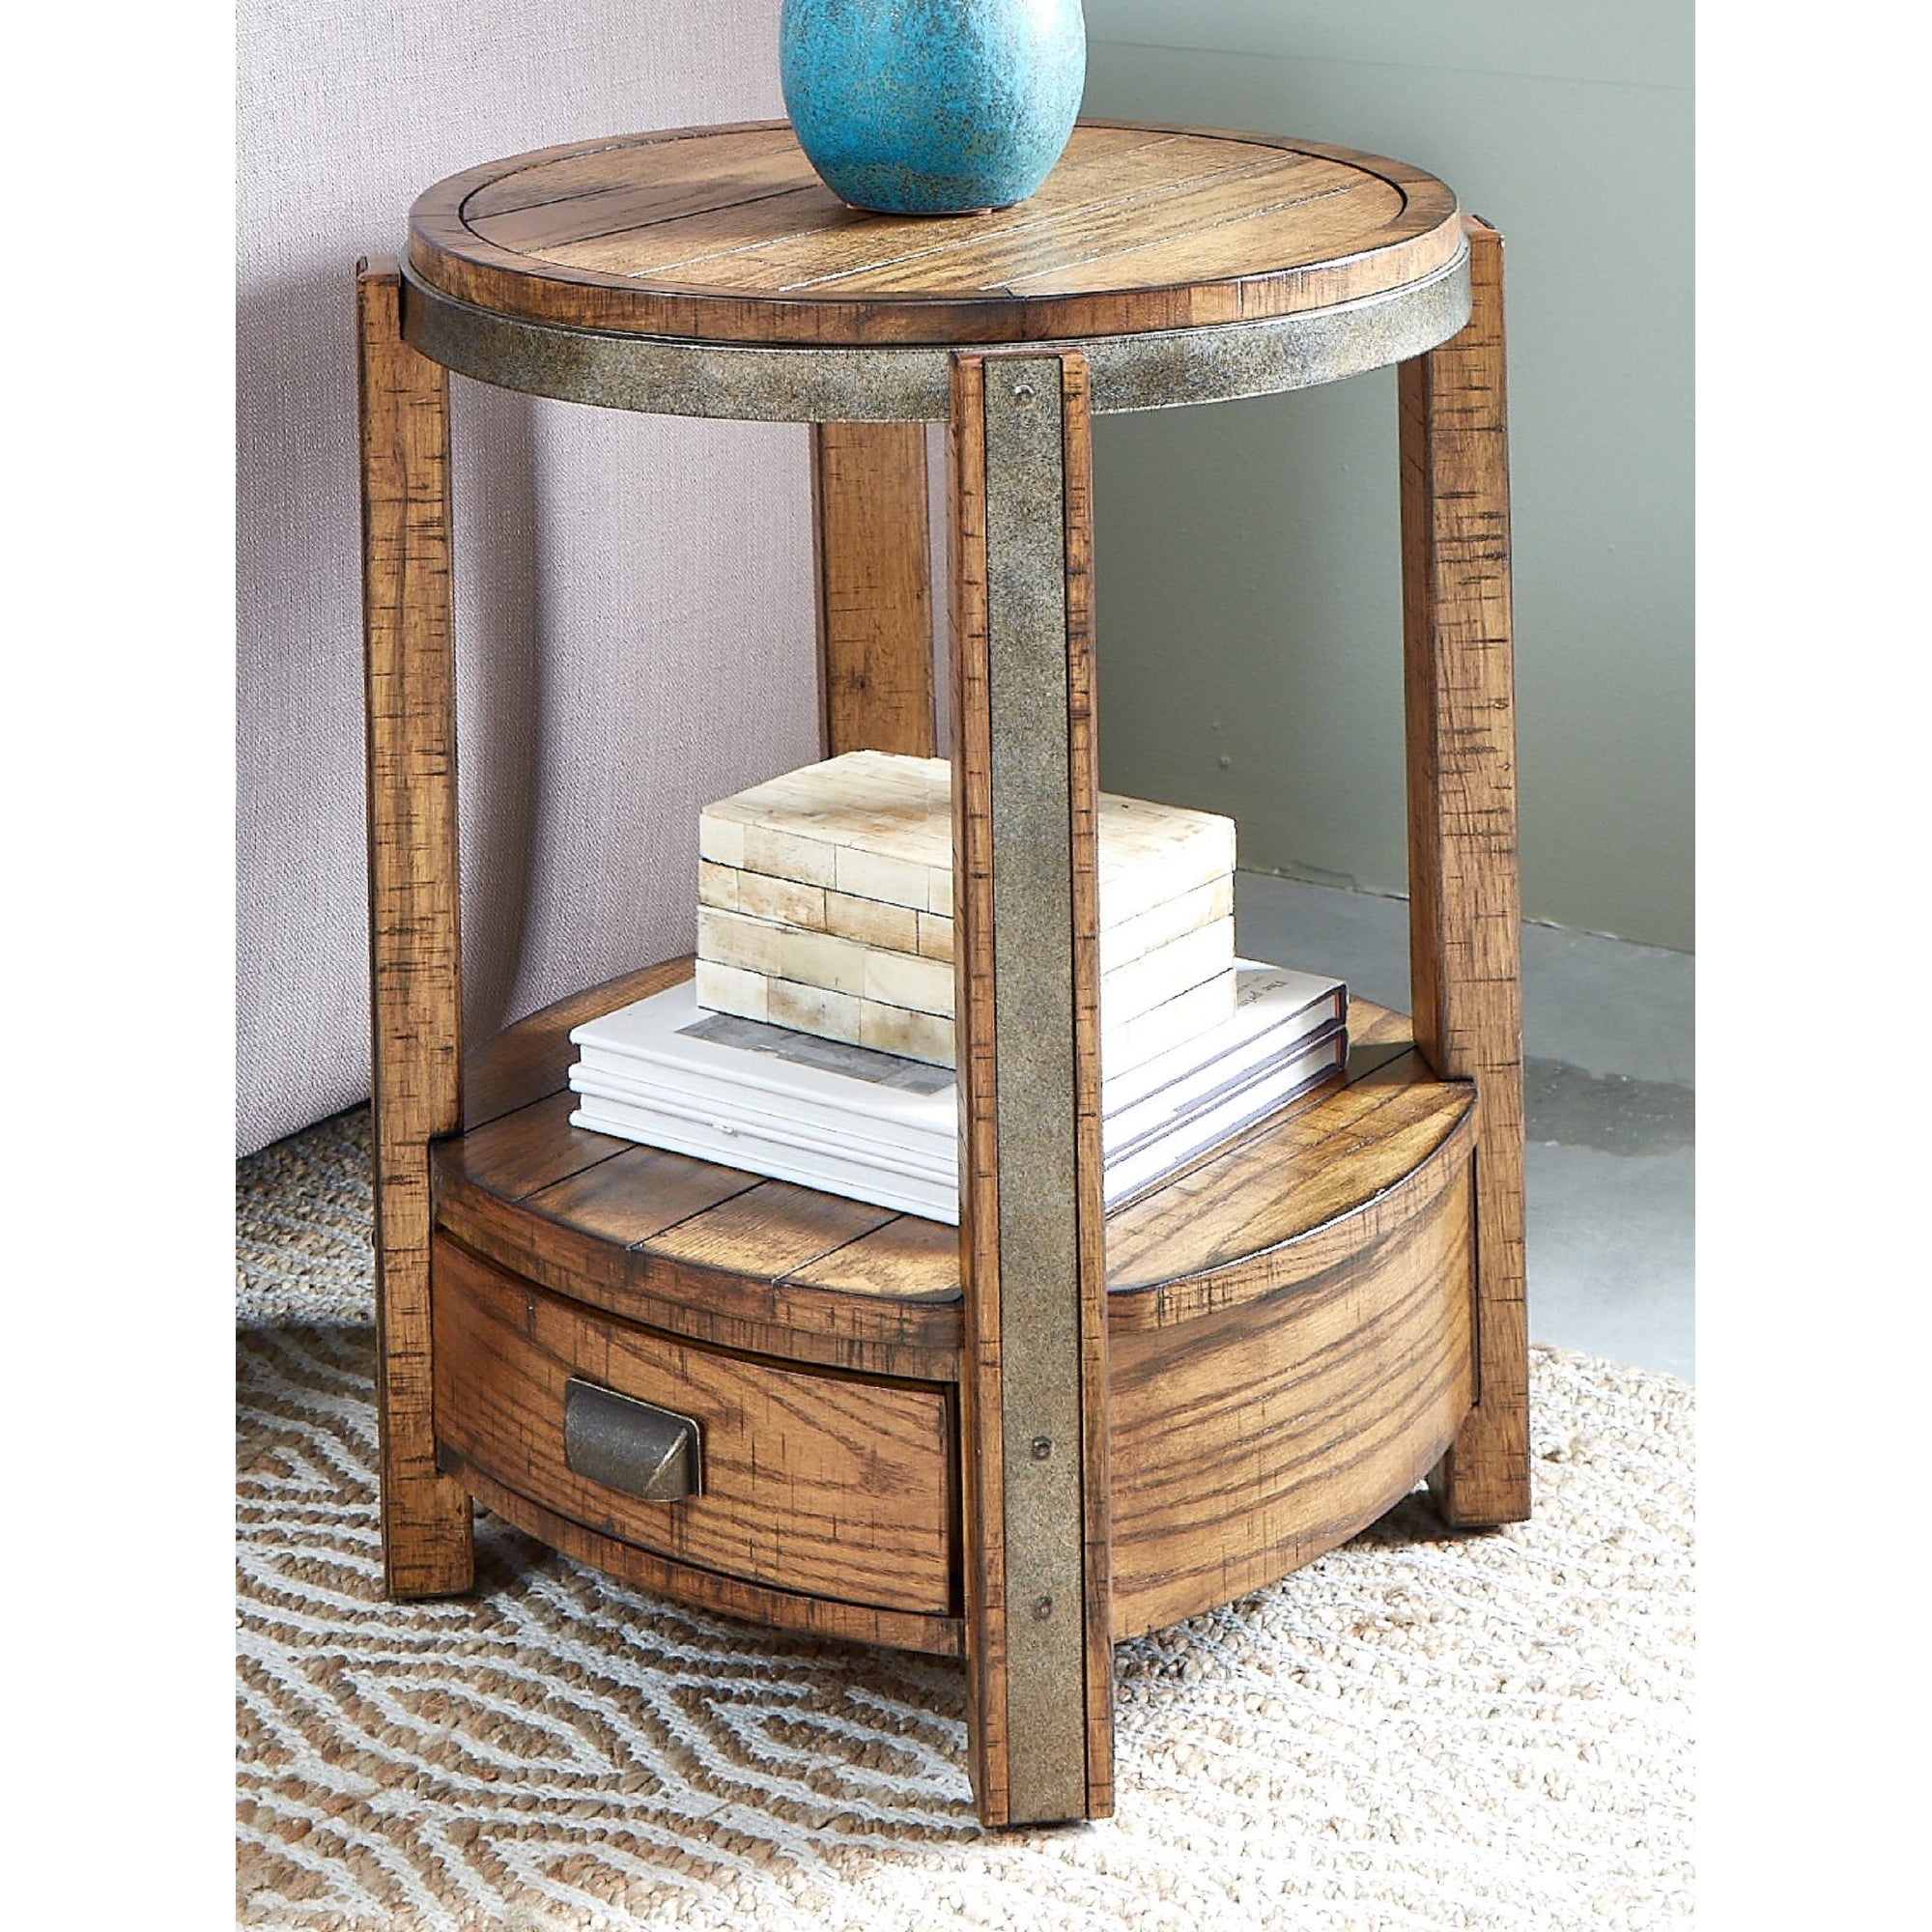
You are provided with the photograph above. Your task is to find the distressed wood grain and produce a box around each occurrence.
[435,965,1472,1343]
[1110,1163,1475,1635]
[812,422,936,758]
[407,122,1462,347]
[356,256,473,1598]
[1399,216,1529,1529]
[450,1458,963,1658]
[433,1237,955,1614]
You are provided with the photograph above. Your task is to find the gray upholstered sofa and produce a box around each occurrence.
[237,1,826,1153]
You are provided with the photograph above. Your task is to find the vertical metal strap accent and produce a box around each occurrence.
[951,349,1112,1827]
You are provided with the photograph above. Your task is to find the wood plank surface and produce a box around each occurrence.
[812,422,937,758]
[407,122,1462,346]
[356,256,473,1598]
[433,1178,962,1381]
[433,1107,965,1381]
[643,1178,897,1274]
[528,142,1377,293]
[950,348,1113,1827]
[782,1212,961,1302]
[1399,217,1529,1529]
[483,125,1182,267]
[524,1142,761,1248]
[1102,1047,1474,1312]
[441,1091,622,1198]
[437,961,1474,1350]
[469,125,808,229]
[463,957,691,1130]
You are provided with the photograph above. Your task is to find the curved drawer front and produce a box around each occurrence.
[432,1236,955,1616]
[1107,1157,1476,1638]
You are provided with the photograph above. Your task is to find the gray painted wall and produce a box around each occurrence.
[1080,3,1693,949]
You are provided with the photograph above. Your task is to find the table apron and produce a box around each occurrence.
[399,251,1471,423]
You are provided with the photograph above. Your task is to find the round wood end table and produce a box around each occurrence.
[356,120,1528,1831]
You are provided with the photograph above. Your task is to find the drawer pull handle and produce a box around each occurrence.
[563,1378,702,1502]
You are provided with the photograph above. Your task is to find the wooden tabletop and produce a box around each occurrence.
[409,121,1461,348]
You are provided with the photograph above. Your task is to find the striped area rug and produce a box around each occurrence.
[237,1110,1694,1930]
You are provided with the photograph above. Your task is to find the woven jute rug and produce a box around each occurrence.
[237,1110,1694,1930]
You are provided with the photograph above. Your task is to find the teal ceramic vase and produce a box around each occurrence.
[780,0,1087,216]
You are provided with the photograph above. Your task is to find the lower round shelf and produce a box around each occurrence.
[429,957,1478,1652]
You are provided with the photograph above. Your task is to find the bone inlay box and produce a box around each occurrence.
[696,752,1236,1068]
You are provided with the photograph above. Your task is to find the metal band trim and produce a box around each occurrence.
[399,250,1470,422]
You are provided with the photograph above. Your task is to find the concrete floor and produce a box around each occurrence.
[1236,874,1694,1380]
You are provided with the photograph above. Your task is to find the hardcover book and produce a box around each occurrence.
[568,960,1347,1224]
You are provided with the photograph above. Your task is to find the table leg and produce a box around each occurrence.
[811,422,936,757]
[356,257,475,1596]
[949,350,1114,1826]
[1398,217,1531,1528]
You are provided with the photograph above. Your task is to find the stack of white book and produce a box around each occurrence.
[694,751,1237,1071]
[568,959,1348,1225]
